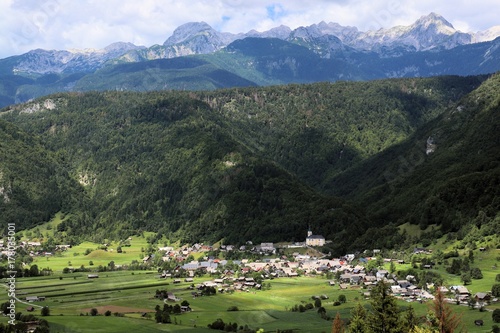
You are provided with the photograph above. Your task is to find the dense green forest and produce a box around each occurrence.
[0,119,80,228]
[0,73,498,254]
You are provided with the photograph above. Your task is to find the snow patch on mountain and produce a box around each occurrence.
[473,26,500,42]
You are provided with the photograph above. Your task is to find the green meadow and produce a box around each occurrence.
[3,273,355,332]
[32,238,152,272]
[2,269,499,332]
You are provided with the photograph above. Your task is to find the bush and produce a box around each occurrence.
[333,301,341,306]
[41,307,50,316]
[492,284,500,297]
[314,298,322,308]
[470,267,483,279]
[90,308,98,316]
[104,310,111,316]
[493,309,500,323]
[227,306,239,311]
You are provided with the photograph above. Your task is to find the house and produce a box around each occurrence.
[25,296,45,302]
[376,270,388,280]
[453,286,471,301]
[350,275,364,285]
[87,274,99,279]
[437,286,449,293]
[339,273,351,283]
[306,230,325,247]
[26,306,34,312]
[474,292,491,302]
[363,275,377,286]
[259,243,275,253]
[391,285,406,295]
[398,280,412,289]
[474,319,484,326]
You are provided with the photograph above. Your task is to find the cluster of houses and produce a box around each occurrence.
[152,229,326,264]
[157,246,495,307]
[0,240,72,258]
[7,230,495,310]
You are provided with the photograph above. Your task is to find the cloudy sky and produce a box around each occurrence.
[1,0,499,59]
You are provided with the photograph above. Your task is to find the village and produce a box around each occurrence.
[1,229,493,311]
[138,230,488,308]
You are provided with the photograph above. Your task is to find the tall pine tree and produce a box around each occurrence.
[368,281,403,333]
[349,302,368,333]
[404,305,419,332]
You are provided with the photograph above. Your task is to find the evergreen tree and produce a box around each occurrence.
[368,281,403,333]
[348,303,368,333]
[403,305,419,332]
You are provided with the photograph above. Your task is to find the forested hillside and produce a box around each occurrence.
[1,73,498,254]
[0,119,80,229]
[196,75,486,186]
[329,72,500,247]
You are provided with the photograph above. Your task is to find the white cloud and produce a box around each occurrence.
[0,0,499,59]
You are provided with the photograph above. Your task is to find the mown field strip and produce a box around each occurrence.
[16,280,94,290]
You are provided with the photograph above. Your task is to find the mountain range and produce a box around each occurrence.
[0,13,500,108]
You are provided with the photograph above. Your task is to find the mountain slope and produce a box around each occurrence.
[0,119,81,230]
[327,73,500,243]
[1,73,498,254]
[0,91,367,253]
[74,57,258,91]
[195,75,487,186]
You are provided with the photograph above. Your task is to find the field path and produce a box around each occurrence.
[1,284,44,309]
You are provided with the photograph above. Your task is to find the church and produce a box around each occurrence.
[305,229,325,247]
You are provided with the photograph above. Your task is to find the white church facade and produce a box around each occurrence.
[305,229,325,247]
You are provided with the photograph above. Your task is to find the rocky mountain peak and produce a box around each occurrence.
[163,21,216,45]
[104,42,143,53]
[412,12,456,35]
[248,25,292,39]
[416,12,454,28]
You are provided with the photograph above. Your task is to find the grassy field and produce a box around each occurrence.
[2,269,499,333]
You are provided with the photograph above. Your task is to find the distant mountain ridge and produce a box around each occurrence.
[3,13,499,74]
[114,12,498,62]
[8,42,144,75]
[0,12,500,108]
